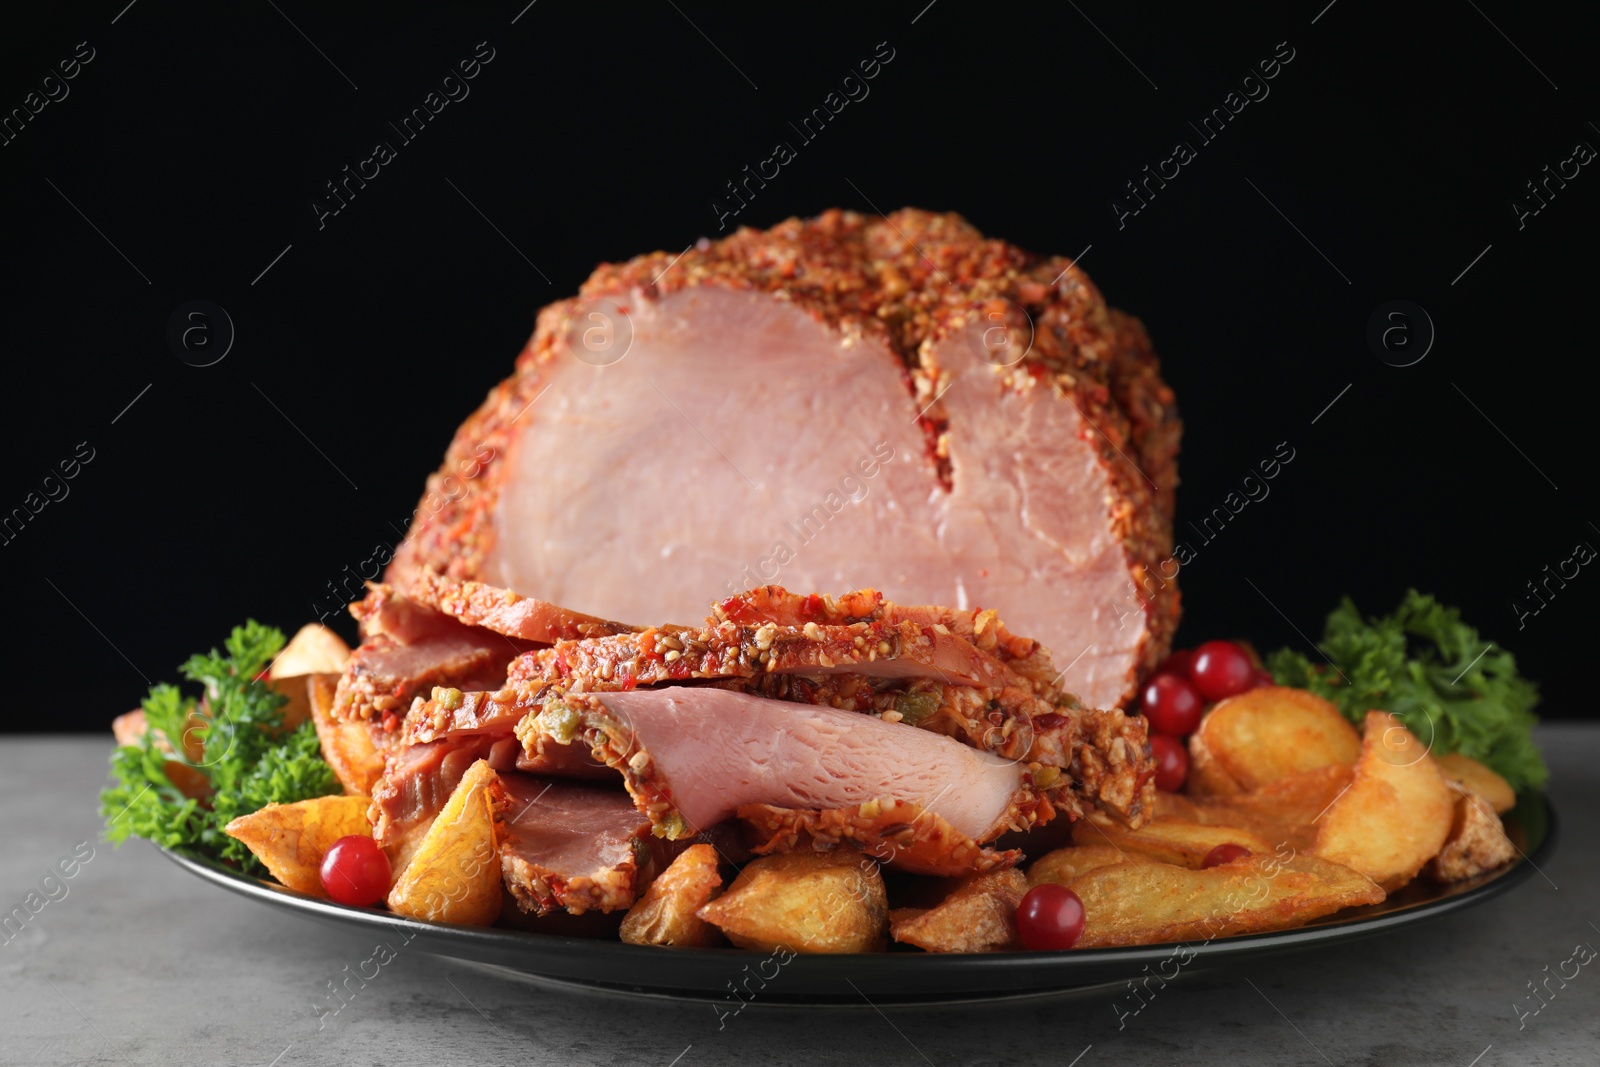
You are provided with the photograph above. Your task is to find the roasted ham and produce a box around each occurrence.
[388,210,1180,708]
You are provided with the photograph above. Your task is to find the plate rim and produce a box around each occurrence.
[157,792,1556,1000]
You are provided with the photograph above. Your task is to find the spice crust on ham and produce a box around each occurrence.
[387,209,1180,709]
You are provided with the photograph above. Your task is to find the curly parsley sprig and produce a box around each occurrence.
[99,621,341,871]
[1267,591,1547,793]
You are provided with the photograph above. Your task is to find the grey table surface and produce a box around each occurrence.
[1,729,1594,1067]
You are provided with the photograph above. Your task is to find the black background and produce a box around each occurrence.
[3,1,1595,731]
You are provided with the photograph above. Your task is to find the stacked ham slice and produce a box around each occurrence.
[333,573,1156,916]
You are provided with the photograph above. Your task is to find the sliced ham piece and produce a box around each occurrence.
[388,210,1180,708]
[510,614,1022,692]
[492,772,675,915]
[396,571,638,643]
[512,686,1046,872]
[332,630,520,724]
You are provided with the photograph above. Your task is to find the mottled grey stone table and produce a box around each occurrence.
[1,729,1594,1067]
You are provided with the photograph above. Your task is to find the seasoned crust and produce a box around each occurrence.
[389,208,1180,693]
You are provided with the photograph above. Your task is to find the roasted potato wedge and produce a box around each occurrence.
[1181,765,1355,853]
[1313,712,1455,891]
[1434,753,1516,814]
[307,673,385,796]
[1185,727,1245,796]
[223,795,373,897]
[890,869,1027,953]
[1030,843,1155,887]
[1069,851,1384,947]
[271,623,351,678]
[620,844,725,948]
[1192,686,1361,793]
[1427,789,1517,882]
[697,851,886,953]
[1072,815,1273,868]
[386,760,502,926]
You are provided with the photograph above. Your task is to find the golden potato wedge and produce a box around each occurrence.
[1182,765,1355,853]
[1427,789,1516,882]
[1435,753,1516,814]
[1069,851,1384,947]
[386,760,502,926]
[696,851,886,953]
[1193,686,1361,792]
[890,868,1027,953]
[224,795,374,897]
[307,673,385,796]
[1313,711,1455,891]
[1030,844,1155,887]
[1071,815,1273,869]
[1185,728,1245,796]
[620,844,725,948]
[271,623,351,678]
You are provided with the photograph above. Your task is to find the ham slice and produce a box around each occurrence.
[332,631,519,724]
[510,614,1021,692]
[511,686,1045,872]
[387,210,1181,708]
[493,773,675,915]
[395,571,638,643]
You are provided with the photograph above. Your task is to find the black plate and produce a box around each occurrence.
[162,793,1554,1004]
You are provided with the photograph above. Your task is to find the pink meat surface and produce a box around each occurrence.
[484,288,1145,707]
[592,686,1023,841]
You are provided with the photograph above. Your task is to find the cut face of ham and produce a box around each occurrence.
[390,210,1180,708]
[493,772,674,915]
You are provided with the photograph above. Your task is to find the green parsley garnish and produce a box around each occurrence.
[99,620,341,872]
[1267,591,1547,793]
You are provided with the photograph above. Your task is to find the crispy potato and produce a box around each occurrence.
[1072,815,1274,868]
[1182,765,1355,853]
[1192,687,1361,793]
[1030,843,1155,887]
[1313,711,1455,891]
[307,673,385,796]
[271,624,351,678]
[224,795,374,897]
[1427,789,1517,882]
[890,869,1028,953]
[1435,753,1516,814]
[620,844,725,948]
[697,851,886,953]
[1069,851,1384,947]
[386,760,502,926]
[1185,728,1245,796]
